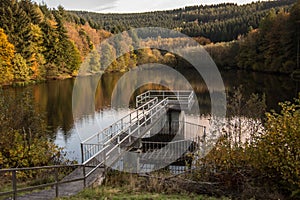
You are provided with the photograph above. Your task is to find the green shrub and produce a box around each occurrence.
[254,95,300,194]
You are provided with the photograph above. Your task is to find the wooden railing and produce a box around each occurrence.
[0,164,84,199]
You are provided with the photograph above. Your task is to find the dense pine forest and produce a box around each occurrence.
[0,0,299,86]
[72,0,296,42]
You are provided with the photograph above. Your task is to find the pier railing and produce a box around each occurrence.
[140,121,206,163]
[136,90,195,109]
[81,97,160,162]
[81,97,168,164]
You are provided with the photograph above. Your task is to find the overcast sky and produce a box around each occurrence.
[33,0,264,13]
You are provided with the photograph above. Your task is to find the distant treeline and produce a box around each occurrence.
[72,0,296,42]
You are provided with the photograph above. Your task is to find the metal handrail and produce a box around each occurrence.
[136,90,194,107]
[82,97,159,144]
[82,97,168,163]
[184,121,206,129]
[105,100,167,155]
[142,139,191,145]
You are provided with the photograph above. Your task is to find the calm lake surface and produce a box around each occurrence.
[3,70,300,161]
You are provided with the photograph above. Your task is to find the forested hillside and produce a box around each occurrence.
[207,0,300,74]
[73,0,296,42]
[237,4,300,73]
[0,0,299,86]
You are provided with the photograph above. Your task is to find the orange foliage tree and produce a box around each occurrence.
[0,28,15,84]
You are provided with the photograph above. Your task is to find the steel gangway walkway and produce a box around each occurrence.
[80,90,204,175]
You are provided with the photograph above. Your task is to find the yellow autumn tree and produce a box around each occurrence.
[27,23,46,79]
[0,28,15,85]
[255,95,300,191]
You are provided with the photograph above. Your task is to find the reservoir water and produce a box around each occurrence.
[2,70,299,161]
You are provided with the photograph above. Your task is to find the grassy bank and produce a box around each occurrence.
[56,170,229,200]
[57,185,229,200]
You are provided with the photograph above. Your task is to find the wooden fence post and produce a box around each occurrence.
[55,168,59,197]
[12,170,17,200]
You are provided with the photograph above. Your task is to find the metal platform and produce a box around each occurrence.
[80,90,202,173]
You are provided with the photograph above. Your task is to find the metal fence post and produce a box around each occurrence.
[12,170,17,200]
[104,148,107,180]
[81,143,84,164]
[202,127,207,157]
